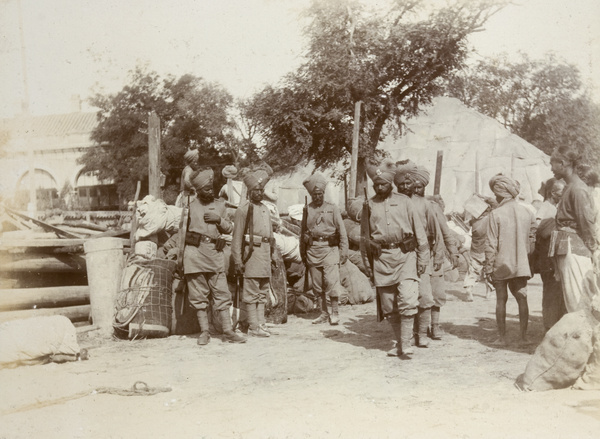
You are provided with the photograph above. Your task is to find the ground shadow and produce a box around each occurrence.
[443,312,546,355]
[321,313,399,354]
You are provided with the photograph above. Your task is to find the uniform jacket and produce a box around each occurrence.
[231,200,273,278]
[304,201,348,267]
[361,192,429,286]
[556,179,597,252]
[183,198,232,275]
[411,195,445,267]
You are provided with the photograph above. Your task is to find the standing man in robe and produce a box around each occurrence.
[183,167,246,345]
[484,174,536,344]
[550,147,598,312]
[301,172,349,326]
[231,165,276,338]
[360,159,429,358]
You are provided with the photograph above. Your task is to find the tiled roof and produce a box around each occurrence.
[0,112,98,138]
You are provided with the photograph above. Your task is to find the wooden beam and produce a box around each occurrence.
[4,207,82,239]
[349,101,362,199]
[0,304,91,323]
[0,254,86,273]
[434,150,443,195]
[148,111,161,198]
[0,238,86,248]
[0,285,89,311]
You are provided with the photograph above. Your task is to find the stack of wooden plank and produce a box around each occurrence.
[0,206,129,324]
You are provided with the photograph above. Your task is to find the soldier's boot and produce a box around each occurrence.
[312,293,329,324]
[430,306,443,340]
[465,287,474,302]
[196,309,211,346]
[416,307,431,348]
[329,297,340,326]
[386,314,403,357]
[400,315,415,356]
[220,309,246,344]
[257,303,272,335]
[248,304,270,338]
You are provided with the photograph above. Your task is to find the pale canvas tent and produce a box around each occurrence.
[266,96,553,215]
[379,96,553,213]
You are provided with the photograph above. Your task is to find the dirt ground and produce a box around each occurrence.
[1,277,600,439]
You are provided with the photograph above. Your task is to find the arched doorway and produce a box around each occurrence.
[75,171,120,210]
[15,169,59,210]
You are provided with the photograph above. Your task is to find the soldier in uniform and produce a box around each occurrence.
[360,159,429,358]
[394,162,444,348]
[301,172,349,326]
[231,165,276,338]
[408,166,460,341]
[183,168,246,345]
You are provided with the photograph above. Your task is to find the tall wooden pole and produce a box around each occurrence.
[148,111,161,199]
[433,150,443,195]
[349,101,362,199]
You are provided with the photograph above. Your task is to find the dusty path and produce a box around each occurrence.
[2,278,600,438]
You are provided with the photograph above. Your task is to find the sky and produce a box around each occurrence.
[0,0,599,118]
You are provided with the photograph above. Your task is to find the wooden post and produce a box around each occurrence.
[475,150,480,195]
[148,111,161,198]
[434,150,443,195]
[349,101,362,199]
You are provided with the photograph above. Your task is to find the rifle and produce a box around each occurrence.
[176,191,190,273]
[232,274,242,331]
[300,196,311,296]
[362,187,383,322]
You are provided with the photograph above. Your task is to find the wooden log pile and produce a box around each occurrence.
[0,205,129,324]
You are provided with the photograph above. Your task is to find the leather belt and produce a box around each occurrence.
[380,241,402,250]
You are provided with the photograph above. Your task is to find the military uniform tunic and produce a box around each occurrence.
[231,200,273,304]
[183,197,233,311]
[304,201,349,298]
[362,192,429,317]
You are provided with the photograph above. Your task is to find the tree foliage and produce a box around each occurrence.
[245,0,506,175]
[445,53,600,164]
[79,67,240,201]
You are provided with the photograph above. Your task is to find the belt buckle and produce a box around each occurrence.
[201,235,211,243]
[262,236,269,243]
[388,242,399,249]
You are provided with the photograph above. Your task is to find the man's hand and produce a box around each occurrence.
[364,266,373,280]
[234,262,245,277]
[433,262,442,272]
[204,212,221,224]
[417,263,428,277]
[340,253,348,266]
[485,272,494,286]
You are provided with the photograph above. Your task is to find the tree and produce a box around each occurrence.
[445,53,600,165]
[79,67,240,202]
[245,0,506,184]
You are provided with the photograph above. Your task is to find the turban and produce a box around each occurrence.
[222,165,238,179]
[394,159,418,186]
[191,167,214,190]
[243,163,273,191]
[184,149,199,166]
[489,174,519,199]
[407,166,430,186]
[303,172,328,195]
[366,159,396,185]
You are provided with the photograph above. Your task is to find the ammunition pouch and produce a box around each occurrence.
[185,231,222,249]
[244,234,272,247]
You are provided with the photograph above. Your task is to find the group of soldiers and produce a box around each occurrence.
[178,145,599,357]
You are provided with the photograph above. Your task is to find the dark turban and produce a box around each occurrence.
[408,166,430,186]
[489,174,519,199]
[242,164,273,191]
[394,159,418,186]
